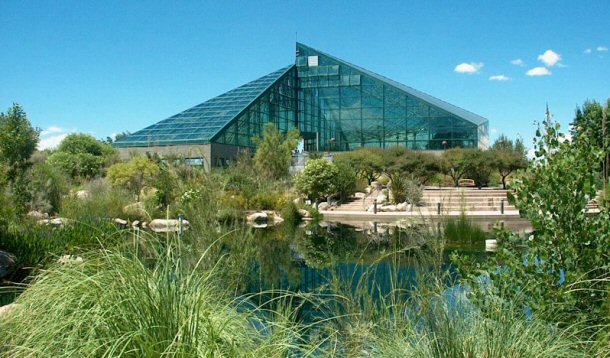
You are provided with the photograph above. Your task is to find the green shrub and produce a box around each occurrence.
[106,156,160,202]
[47,133,117,180]
[250,192,281,211]
[294,158,338,204]
[30,162,70,214]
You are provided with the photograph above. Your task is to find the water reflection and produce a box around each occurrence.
[217,221,486,296]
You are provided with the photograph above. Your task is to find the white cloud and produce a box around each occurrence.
[584,48,592,54]
[38,133,68,150]
[37,125,75,150]
[537,49,562,67]
[526,67,552,76]
[511,59,525,66]
[489,75,510,81]
[597,46,608,52]
[40,126,64,136]
[454,62,484,74]
[491,128,498,134]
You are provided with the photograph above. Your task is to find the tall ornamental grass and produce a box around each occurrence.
[0,240,308,357]
[318,246,586,357]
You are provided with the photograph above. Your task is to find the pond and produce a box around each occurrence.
[225,218,530,297]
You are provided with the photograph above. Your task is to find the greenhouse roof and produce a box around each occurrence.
[296,43,488,126]
[113,64,294,147]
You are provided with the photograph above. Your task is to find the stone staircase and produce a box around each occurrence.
[337,193,380,212]
[420,188,517,213]
[336,187,517,214]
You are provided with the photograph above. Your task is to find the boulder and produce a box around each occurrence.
[0,251,16,280]
[123,202,147,218]
[246,212,268,223]
[27,210,48,220]
[271,212,284,225]
[380,205,397,212]
[131,220,140,228]
[114,218,128,226]
[293,197,304,205]
[50,217,70,226]
[57,255,84,265]
[149,219,190,233]
[396,202,407,211]
[485,239,498,252]
[354,192,366,199]
[298,209,312,218]
[0,304,19,320]
[318,202,330,211]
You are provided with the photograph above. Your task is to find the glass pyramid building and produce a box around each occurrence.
[114,43,488,167]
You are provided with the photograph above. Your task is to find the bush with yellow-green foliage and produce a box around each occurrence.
[107,156,160,201]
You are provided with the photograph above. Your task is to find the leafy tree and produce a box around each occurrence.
[491,134,528,189]
[107,156,160,201]
[0,104,39,215]
[47,133,116,179]
[379,146,408,179]
[105,131,130,144]
[441,148,474,187]
[253,123,300,180]
[11,173,33,216]
[391,150,440,185]
[294,159,338,205]
[0,104,39,182]
[571,99,610,149]
[58,133,114,157]
[333,160,357,202]
[456,116,610,333]
[570,99,610,181]
[466,149,495,189]
[334,148,383,185]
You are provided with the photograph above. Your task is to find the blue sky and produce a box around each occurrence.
[1,1,608,150]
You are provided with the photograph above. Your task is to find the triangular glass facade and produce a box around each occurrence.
[115,43,488,158]
[295,43,488,151]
